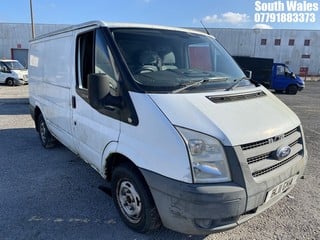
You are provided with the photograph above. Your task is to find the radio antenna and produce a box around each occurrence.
[200,20,210,35]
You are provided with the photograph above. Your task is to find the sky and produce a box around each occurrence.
[0,0,319,30]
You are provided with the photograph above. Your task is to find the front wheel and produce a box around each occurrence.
[37,113,57,148]
[111,164,161,233]
[6,78,15,86]
[286,85,298,95]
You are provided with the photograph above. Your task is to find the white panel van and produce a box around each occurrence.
[28,21,307,235]
[0,59,28,86]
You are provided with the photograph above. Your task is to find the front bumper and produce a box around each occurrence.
[298,85,304,91]
[141,168,246,235]
[14,78,28,86]
[140,136,307,235]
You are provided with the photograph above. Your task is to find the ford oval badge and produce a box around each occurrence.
[275,146,291,160]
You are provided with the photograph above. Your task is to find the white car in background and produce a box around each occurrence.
[0,59,28,86]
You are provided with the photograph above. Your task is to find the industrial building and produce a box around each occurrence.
[0,23,66,67]
[0,23,319,75]
[208,28,320,76]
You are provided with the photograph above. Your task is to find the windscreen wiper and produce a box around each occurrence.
[173,77,228,93]
[225,77,247,91]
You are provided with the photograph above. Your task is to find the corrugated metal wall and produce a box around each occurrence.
[1,23,319,75]
[207,28,320,75]
[0,23,68,60]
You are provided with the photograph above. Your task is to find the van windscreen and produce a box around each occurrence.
[2,61,25,70]
[112,28,249,93]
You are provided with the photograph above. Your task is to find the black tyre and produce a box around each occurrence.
[6,78,15,86]
[37,113,57,148]
[286,85,298,95]
[111,164,161,233]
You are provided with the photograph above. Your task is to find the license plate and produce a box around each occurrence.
[265,175,298,203]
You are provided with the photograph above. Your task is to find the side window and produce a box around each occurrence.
[77,28,119,92]
[0,62,4,72]
[0,62,8,72]
[276,65,285,76]
[95,29,120,96]
[77,31,94,89]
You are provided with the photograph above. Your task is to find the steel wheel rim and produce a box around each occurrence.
[117,180,142,223]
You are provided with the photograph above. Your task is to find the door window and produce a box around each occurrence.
[77,31,94,89]
[0,62,9,72]
[276,65,291,77]
[276,65,285,76]
[77,28,119,92]
[94,29,120,96]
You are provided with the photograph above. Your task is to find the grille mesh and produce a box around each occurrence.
[241,127,303,178]
[252,153,299,177]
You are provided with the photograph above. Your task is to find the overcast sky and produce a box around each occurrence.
[1,0,319,30]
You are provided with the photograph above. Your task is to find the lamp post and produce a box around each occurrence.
[29,0,35,39]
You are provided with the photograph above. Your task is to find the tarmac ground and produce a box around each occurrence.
[0,82,319,240]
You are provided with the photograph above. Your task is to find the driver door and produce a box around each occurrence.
[71,28,121,170]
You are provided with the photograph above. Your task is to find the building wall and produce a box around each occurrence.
[0,23,319,75]
[0,23,67,61]
[206,28,320,76]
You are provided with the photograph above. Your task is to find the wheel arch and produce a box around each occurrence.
[103,152,158,210]
[104,152,140,182]
[108,152,162,232]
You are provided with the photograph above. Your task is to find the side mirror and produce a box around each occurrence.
[88,73,122,110]
[244,70,252,79]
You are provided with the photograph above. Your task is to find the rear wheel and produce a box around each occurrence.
[37,113,57,148]
[111,164,161,233]
[286,85,298,95]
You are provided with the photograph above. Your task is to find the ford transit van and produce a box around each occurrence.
[0,59,28,86]
[28,21,307,235]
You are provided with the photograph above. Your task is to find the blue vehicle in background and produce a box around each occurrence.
[233,56,305,95]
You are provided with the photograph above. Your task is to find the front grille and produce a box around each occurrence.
[241,127,304,178]
[247,153,270,164]
[251,153,299,177]
[241,139,269,151]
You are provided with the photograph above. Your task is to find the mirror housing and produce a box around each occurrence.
[88,73,122,110]
[290,72,296,78]
[244,70,252,79]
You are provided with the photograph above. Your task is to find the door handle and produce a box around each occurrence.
[72,96,76,109]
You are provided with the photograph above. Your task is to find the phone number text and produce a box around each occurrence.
[254,12,316,23]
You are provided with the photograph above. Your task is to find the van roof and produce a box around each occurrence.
[31,20,212,41]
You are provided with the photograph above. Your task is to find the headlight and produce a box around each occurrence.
[176,127,231,183]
